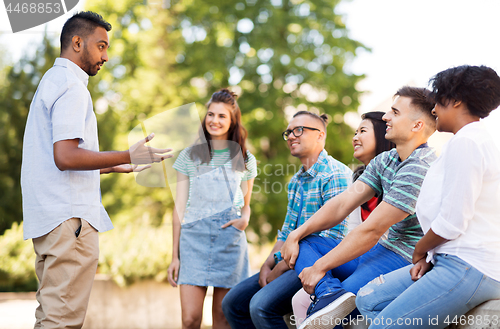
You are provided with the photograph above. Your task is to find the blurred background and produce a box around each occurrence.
[1,0,500,327]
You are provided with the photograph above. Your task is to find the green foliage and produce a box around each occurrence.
[0,37,58,235]
[0,0,366,290]
[98,219,173,287]
[86,0,367,242]
[0,220,172,290]
[0,223,37,292]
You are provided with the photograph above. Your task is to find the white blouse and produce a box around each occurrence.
[416,121,500,281]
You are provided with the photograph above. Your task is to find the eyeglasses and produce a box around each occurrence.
[282,126,321,141]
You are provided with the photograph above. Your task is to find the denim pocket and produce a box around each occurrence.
[227,224,244,233]
[465,275,486,307]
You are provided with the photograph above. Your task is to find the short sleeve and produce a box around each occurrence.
[243,151,258,181]
[358,154,383,195]
[173,148,191,176]
[51,81,88,144]
[383,159,428,215]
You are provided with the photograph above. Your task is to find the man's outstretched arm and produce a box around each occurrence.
[299,202,409,294]
[53,133,172,171]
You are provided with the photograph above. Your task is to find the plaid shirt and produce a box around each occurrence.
[277,149,352,241]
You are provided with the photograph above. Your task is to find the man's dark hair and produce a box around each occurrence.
[60,11,112,51]
[394,86,436,123]
[429,65,500,119]
[293,110,329,130]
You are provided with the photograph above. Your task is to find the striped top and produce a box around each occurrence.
[173,147,257,209]
[358,145,437,262]
[277,149,352,242]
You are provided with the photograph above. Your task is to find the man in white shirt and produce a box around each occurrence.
[21,11,170,329]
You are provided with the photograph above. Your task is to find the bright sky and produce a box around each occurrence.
[0,0,85,61]
[1,0,500,150]
[335,0,500,151]
[337,0,500,112]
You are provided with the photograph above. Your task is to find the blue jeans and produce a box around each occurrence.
[294,235,359,296]
[356,254,500,329]
[222,270,303,329]
[295,236,409,298]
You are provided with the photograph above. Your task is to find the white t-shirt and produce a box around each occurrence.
[416,121,500,280]
[21,58,112,240]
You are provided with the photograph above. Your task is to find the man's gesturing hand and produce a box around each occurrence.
[129,133,172,164]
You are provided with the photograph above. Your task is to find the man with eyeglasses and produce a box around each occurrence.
[222,111,353,329]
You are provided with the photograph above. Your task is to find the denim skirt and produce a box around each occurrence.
[178,206,250,288]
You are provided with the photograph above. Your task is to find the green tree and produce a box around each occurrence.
[0,222,37,291]
[86,0,366,242]
[0,0,367,290]
[0,36,58,235]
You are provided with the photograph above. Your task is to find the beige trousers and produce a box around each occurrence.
[32,218,99,329]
